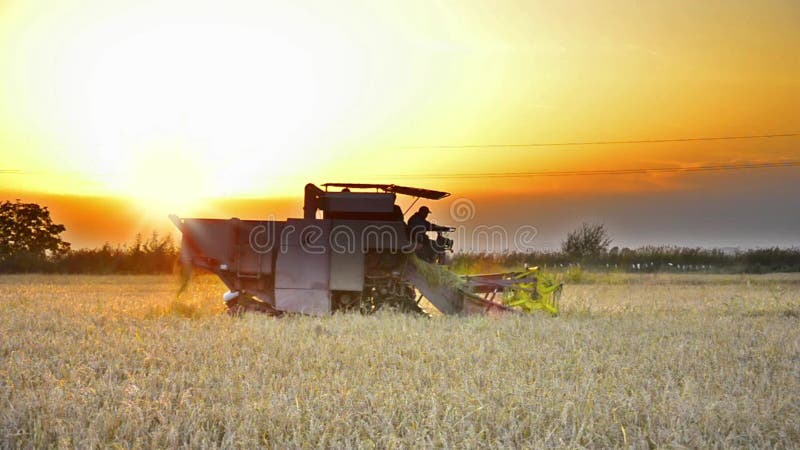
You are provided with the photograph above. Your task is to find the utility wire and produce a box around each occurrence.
[380,160,800,180]
[398,133,800,149]
[3,160,799,180]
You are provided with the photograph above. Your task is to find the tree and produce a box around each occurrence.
[0,200,70,268]
[561,223,612,261]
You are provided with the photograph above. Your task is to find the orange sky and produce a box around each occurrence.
[1,0,799,248]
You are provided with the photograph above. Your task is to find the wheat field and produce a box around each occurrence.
[1,273,799,448]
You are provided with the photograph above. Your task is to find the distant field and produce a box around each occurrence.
[1,274,799,448]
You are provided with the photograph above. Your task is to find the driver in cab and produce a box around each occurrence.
[407,206,453,262]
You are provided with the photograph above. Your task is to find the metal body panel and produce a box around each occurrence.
[275,219,331,291]
[330,220,410,251]
[275,289,330,316]
[321,193,396,213]
[233,220,278,275]
[280,218,331,249]
[329,250,365,292]
[180,218,282,274]
[237,248,272,275]
[181,218,234,266]
[275,248,330,290]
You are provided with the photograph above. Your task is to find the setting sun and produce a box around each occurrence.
[2,0,375,208]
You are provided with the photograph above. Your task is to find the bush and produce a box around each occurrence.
[561,223,612,260]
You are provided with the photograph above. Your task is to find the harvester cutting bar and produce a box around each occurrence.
[460,271,537,293]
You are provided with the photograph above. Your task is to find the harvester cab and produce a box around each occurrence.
[171,182,559,316]
[306,183,456,264]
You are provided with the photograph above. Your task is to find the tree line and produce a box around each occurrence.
[1,200,178,274]
[1,200,798,274]
[451,246,800,274]
[452,223,800,274]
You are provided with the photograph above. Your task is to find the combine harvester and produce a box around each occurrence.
[170,183,560,316]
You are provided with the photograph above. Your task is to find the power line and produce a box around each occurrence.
[398,133,800,149]
[3,158,799,182]
[381,160,800,180]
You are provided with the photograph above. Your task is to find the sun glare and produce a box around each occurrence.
[35,2,367,208]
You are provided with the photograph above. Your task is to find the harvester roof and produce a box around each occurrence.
[322,183,450,200]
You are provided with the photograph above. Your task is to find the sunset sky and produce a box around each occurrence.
[1,0,799,249]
